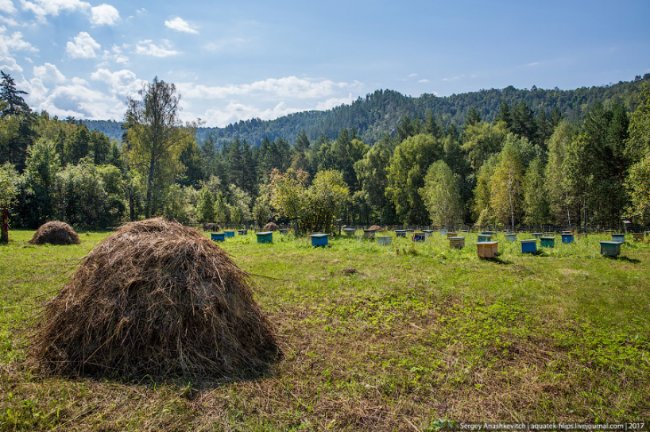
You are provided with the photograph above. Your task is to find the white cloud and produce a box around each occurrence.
[90,3,119,26]
[20,0,91,21]
[199,101,300,127]
[418,78,430,84]
[66,31,100,59]
[102,44,128,64]
[0,0,17,15]
[135,39,178,57]
[90,67,145,97]
[178,76,359,100]
[315,94,353,110]
[0,55,22,73]
[0,26,38,55]
[33,62,66,83]
[164,16,197,34]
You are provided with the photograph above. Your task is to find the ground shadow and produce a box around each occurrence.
[484,256,512,265]
[606,256,641,264]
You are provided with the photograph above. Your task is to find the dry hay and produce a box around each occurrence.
[263,222,279,231]
[29,221,80,245]
[367,225,383,232]
[32,217,281,379]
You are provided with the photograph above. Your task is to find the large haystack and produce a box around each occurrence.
[263,222,279,231]
[29,221,80,245]
[33,218,281,379]
[367,225,383,232]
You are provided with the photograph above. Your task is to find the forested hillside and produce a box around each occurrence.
[84,74,650,146]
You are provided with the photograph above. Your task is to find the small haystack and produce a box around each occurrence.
[367,225,383,232]
[263,222,279,231]
[29,221,80,245]
[33,218,281,379]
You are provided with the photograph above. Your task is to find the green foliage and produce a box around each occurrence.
[53,159,125,228]
[163,184,195,224]
[19,138,61,227]
[626,82,650,163]
[252,183,274,227]
[0,163,19,210]
[625,155,650,223]
[386,134,443,224]
[354,137,395,223]
[227,184,252,226]
[489,136,525,230]
[545,121,577,225]
[303,170,349,233]
[461,121,508,172]
[419,160,463,228]
[523,157,549,226]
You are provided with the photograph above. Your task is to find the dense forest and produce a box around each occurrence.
[83,74,650,146]
[1,71,650,241]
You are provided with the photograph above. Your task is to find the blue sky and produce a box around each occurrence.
[1,0,649,126]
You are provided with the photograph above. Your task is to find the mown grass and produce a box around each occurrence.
[1,229,649,431]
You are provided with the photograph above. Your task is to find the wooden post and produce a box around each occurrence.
[1,207,9,244]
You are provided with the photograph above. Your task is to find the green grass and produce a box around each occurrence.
[1,230,649,431]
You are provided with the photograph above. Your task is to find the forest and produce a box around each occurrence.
[1,71,650,237]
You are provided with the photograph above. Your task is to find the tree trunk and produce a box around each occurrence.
[1,207,9,244]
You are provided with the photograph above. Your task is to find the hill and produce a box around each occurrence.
[83,74,650,146]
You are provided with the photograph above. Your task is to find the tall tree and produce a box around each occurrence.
[125,77,186,217]
[0,71,31,116]
[522,157,549,228]
[419,160,463,228]
[0,163,19,243]
[545,121,578,226]
[490,139,525,230]
[386,133,443,224]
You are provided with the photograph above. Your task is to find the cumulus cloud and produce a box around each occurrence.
[178,76,359,100]
[21,0,91,21]
[0,26,38,55]
[135,39,178,57]
[90,67,145,97]
[0,55,22,73]
[66,32,100,59]
[0,0,17,15]
[102,44,128,64]
[315,94,354,110]
[90,3,119,25]
[33,62,66,83]
[197,101,300,127]
[164,16,198,34]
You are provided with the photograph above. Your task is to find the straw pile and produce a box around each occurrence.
[29,221,80,245]
[263,222,279,231]
[32,218,281,378]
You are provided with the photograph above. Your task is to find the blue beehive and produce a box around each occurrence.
[412,232,425,242]
[238,229,247,235]
[256,231,273,244]
[224,230,235,238]
[343,227,356,237]
[310,233,328,247]
[422,229,433,238]
[521,239,537,254]
[505,233,517,242]
[395,230,406,238]
[211,232,225,242]
[561,233,574,244]
[611,233,625,243]
[600,241,621,257]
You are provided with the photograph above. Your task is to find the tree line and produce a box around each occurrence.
[1,71,649,242]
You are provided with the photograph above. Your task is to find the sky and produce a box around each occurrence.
[1,0,649,127]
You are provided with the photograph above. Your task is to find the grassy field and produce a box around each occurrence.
[1,229,649,431]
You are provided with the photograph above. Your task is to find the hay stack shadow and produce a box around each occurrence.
[29,221,80,245]
[32,218,281,381]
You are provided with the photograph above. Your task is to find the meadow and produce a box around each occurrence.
[1,229,649,431]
